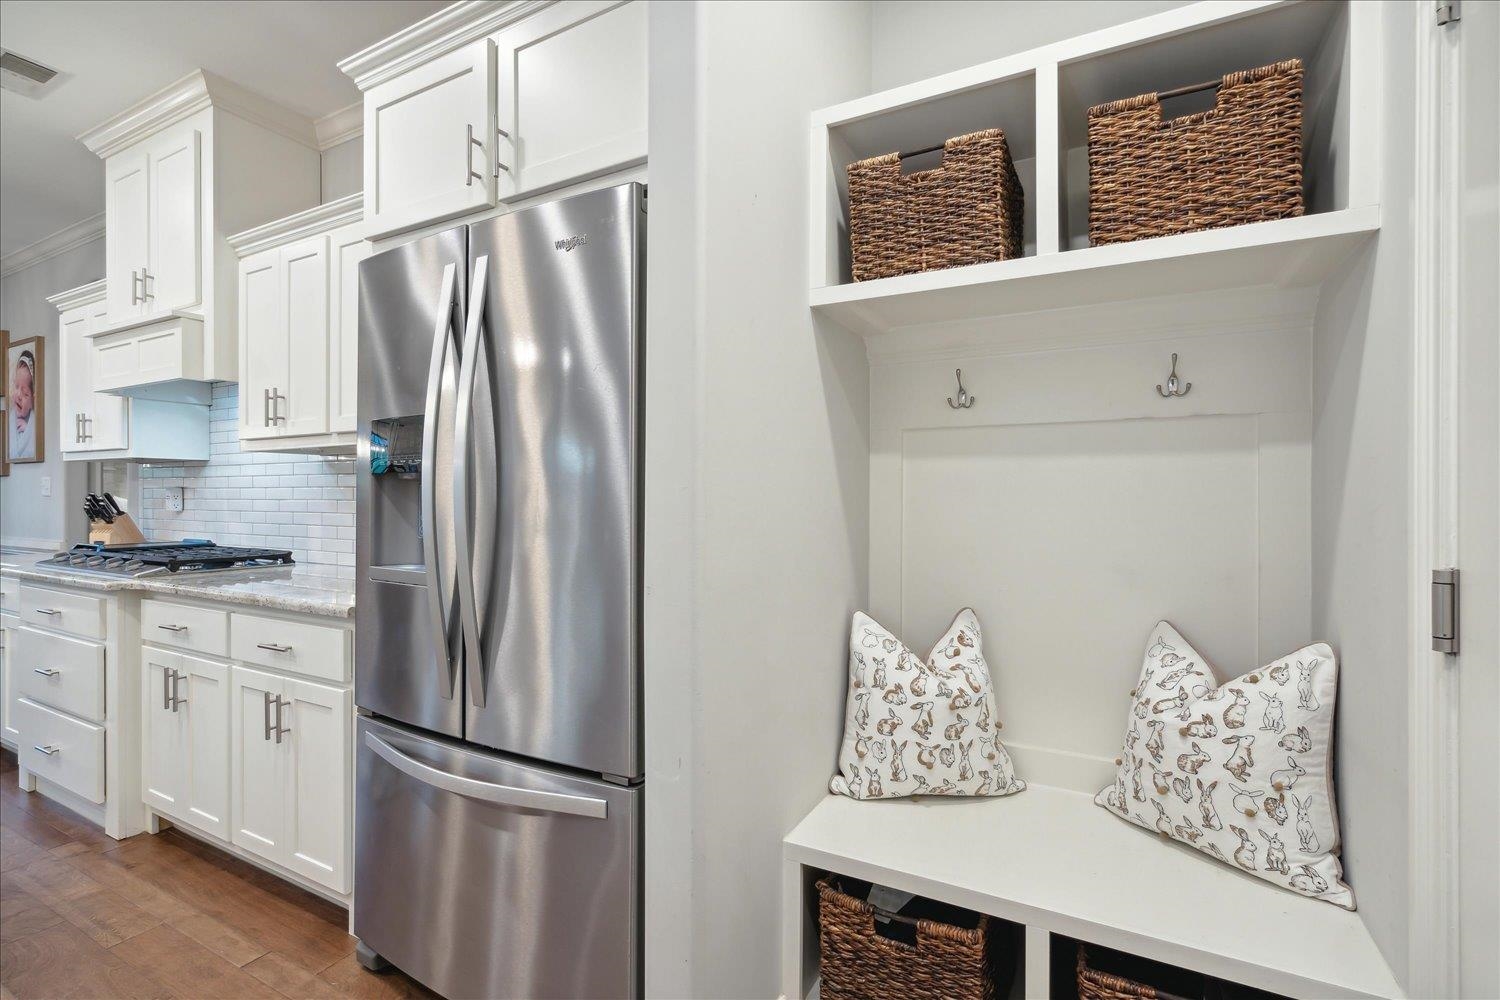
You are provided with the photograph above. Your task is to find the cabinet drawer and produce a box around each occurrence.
[142,599,228,657]
[230,612,348,683]
[18,698,105,804]
[1,575,18,613]
[13,625,105,722]
[19,584,106,639]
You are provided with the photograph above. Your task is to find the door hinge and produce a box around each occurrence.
[1432,569,1459,654]
[1436,1,1460,25]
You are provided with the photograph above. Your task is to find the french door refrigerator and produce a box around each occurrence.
[353,183,644,1000]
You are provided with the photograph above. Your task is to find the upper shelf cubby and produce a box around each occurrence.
[809,0,1379,339]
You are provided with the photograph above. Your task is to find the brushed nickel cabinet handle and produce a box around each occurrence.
[34,609,60,616]
[273,695,291,744]
[169,669,187,712]
[131,269,142,305]
[32,667,59,677]
[263,690,273,741]
[32,745,60,756]
[157,623,188,633]
[256,642,292,654]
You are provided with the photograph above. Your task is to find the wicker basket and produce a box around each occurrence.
[847,129,1025,282]
[817,875,1012,1000]
[1077,945,1198,1000]
[1087,60,1304,245]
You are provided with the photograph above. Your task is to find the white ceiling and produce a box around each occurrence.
[0,0,447,258]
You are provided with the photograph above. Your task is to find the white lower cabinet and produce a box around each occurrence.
[0,611,19,746]
[229,664,350,894]
[142,645,230,840]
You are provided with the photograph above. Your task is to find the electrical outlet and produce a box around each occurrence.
[40,476,51,498]
[166,487,184,513]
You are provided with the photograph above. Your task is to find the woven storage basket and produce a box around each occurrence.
[817,875,1012,1000]
[1087,59,1304,245]
[847,129,1025,281]
[1077,945,1197,1000]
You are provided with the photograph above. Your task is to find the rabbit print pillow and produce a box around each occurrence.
[831,609,1024,800]
[1096,621,1354,909]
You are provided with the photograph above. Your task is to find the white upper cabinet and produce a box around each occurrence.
[80,70,321,396]
[494,1,648,201]
[363,39,497,239]
[230,194,366,452]
[339,0,648,239]
[48,281,209,462]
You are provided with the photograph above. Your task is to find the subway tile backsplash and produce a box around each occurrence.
[136,383,355,577]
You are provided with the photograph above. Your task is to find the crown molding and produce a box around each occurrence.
[44,279,108,312]
[78,69,318,159]
[338,0,553,91]
[1,214,105,280]
[315,102,364,150]
[227,193,365,256]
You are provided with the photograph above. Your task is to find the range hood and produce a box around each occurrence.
[86,309,214,405]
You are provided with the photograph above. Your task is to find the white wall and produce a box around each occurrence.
[0,239,99,548]
[644,2,871,995]
[868,0,1190,89]
[1310,3,1415,987]
[320,136,362,202]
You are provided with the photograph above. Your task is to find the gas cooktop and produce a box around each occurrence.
[38,541,295,578]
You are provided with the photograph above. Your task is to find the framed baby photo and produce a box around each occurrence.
[6,333,45,465]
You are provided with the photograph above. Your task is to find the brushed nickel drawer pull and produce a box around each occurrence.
[32,667,59,677]
[256,642,292,653]
[157,624,188,633]
[32,745,60,756]
[35,608,60,616]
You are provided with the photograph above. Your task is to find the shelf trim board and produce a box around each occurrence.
[782,788,1404,1000]
[812,207,1379,341]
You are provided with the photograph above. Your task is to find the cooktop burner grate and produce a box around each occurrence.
[38,541,295,577]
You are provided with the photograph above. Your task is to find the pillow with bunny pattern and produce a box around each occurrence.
[1096,621,1354,909]
[831,609,1024,800]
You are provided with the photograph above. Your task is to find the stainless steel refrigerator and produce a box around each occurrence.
[353,183,643,999]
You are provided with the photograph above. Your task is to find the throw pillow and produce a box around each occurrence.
[831,609,1025,800]
[1096,621,1354,909]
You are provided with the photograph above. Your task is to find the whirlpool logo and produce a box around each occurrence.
[554,234,589,252]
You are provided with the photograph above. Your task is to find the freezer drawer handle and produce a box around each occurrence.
[364,733,609,820]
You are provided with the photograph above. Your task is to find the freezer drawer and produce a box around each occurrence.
[353,716,640,999]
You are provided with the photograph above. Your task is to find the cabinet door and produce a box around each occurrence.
[328,224,369,434]
[147,129,202,313]
[105,149,150,320]
[230,665,285,864]
[364,38,496,238]
[282,677,350,893]
[180,653,230,840]
[280,236,329,437]
[85,297,128,451]
[141,645,185,818]
[59,307,95,453]
[238,248,283,440]
[494,1,647,200]
[0,617,17,745]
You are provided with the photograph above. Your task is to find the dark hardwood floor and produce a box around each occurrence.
[0,748,438,1000]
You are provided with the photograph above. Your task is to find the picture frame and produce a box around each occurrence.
[5,332,45,465]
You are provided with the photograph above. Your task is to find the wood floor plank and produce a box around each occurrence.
[9,859,161,949]
[110,924,283,1000]
[167,912,268,968]
[0,807,71,851]
[317,954,443,1000]
[0,829,49,874]
[0,922,175,1000]
[159,829,347,931]
[244,952,347,1000]
[0,875,64,944]
[59,850,198,922]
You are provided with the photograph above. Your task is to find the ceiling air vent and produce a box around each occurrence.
[0,50,61,99]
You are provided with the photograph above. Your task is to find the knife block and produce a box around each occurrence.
[88,513,147,545]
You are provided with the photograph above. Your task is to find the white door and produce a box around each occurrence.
[141,645,184,817]
[493,1,647,200]
[180,653,231,840]
[328,223,369,434]
[364,37,497,238]
[239,248,283,441]
[281,677,351,892]
[1454,3,1499,995]
[147,129,202,313]
[85,297,128,451]
[105,149,150,320]
[230,665,285,864]
[59,307,94,453]
[280,235,330,438]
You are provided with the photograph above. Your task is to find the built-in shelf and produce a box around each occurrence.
[782,786,1402,1000]
[811,206,1379,338]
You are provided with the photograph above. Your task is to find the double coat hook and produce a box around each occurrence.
[1156,353,1191,398]
[947,369,975,409]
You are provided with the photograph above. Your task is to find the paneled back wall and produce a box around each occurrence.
[869,290,1314,793]
[136,382,354,576]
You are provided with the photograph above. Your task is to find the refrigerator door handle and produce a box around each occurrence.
[364,732,608,819]
[454,253,490,709]
[422,261,461,701]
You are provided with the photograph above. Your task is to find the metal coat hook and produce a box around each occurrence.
[1156,354,1191,398]
[947,369,975,409]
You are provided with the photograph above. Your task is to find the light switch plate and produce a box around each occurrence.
[40,476,51,497]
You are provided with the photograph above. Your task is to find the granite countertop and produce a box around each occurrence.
[1,549,354,619]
